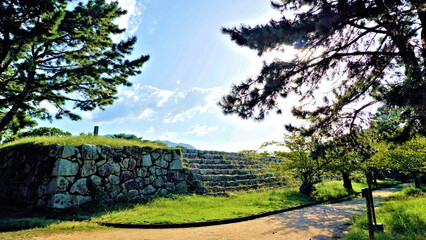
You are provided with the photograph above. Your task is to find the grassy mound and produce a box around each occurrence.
[0,136,167,149]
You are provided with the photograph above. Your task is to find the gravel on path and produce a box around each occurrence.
[32,184,407,240]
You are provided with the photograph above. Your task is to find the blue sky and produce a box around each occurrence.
[38,0,302,151]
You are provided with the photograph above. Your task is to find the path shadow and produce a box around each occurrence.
[264,185,403,239]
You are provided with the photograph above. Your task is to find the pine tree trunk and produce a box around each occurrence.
[413,174,421,188]
[0,77,33,134]
[342,170,353,191]
[373,169,378,184]
[299,181,315,196]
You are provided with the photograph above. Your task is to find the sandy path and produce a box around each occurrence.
[33,184,406,240]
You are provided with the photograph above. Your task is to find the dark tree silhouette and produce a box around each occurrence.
[0,0,149,135]
[219,0,425,136]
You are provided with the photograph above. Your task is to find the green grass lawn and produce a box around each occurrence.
[0,136,167,149]
[90,180,397,224]
[343,185,426,240]
[0,180,399,239]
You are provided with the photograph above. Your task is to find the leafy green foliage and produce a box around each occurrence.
[2,126,72,143]
[268,133,328,195]
[17,127,71,138]
[0,0,149,135]
[219,0,426,136]
[344,187,426,240]
[111,133,142,141]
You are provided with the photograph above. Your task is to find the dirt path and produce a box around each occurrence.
[33,184,406,240]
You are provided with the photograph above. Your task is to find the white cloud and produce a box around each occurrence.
[145,126,155,133]
[164,112,192,123]
[39,100,57,114]
[186,124,219,137]
[176,80,181,85]
[138,109,155,120]
[158,131,176,140]
[108,0,145,41]
[163,87,223,123]
[155,89,173,107]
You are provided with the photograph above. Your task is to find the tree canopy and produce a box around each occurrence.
[219,0,425,136]
[0,0,149,137]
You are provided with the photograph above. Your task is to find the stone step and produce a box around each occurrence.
[192,173,277,182]
[189,168,264,175]
[207,183,280,193]
[204,177,280,186]
[187,163,267,170]
[184,158,269,165]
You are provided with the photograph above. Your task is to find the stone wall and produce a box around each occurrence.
[0,145,284,209]
[0,144,186,209]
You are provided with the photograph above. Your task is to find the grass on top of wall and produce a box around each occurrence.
[343,185,426,240]
[0,136,167,149]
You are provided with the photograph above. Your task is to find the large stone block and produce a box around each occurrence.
[124,146,144,160]
[141,185,156,195]
[107,184,121,198]
[75,195,92,206]
[164,182,175,192]
[152,178,164,188]
[89,175,103,186]
[100,145,117,159]
[61,145,76,158]
[98,160,120,176]
[81,161,97,177]
[81,144,99,160]
[123,179,138,190]
[162,154,172,162]
[175,181,187,193]
[47,177,69,193]
[108,175,120,185]
[122,158,136,170]
[51,159,79,176]
[151,152,160,160]
[141,154,152,167]
[47,194,92,209]
[137,168,148,178]
[70,178,88,195]
[127,189,139,197]
[154,159,168,168]
[48,193,73,209]
[120,170,133,182]
[169,160,183,170]
[172,150,181,160]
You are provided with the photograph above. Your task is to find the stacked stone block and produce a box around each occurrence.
[0,144,186,209]
[0,145,285,209]
[181,149,283,194]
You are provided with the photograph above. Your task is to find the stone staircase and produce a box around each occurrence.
[181,149,284,195]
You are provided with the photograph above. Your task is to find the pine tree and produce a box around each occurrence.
[0,0,149,135]
[219,0,425,136]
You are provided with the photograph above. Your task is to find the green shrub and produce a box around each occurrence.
[344,190,425,240]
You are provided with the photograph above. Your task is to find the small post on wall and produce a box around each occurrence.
[94,126,99,136]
